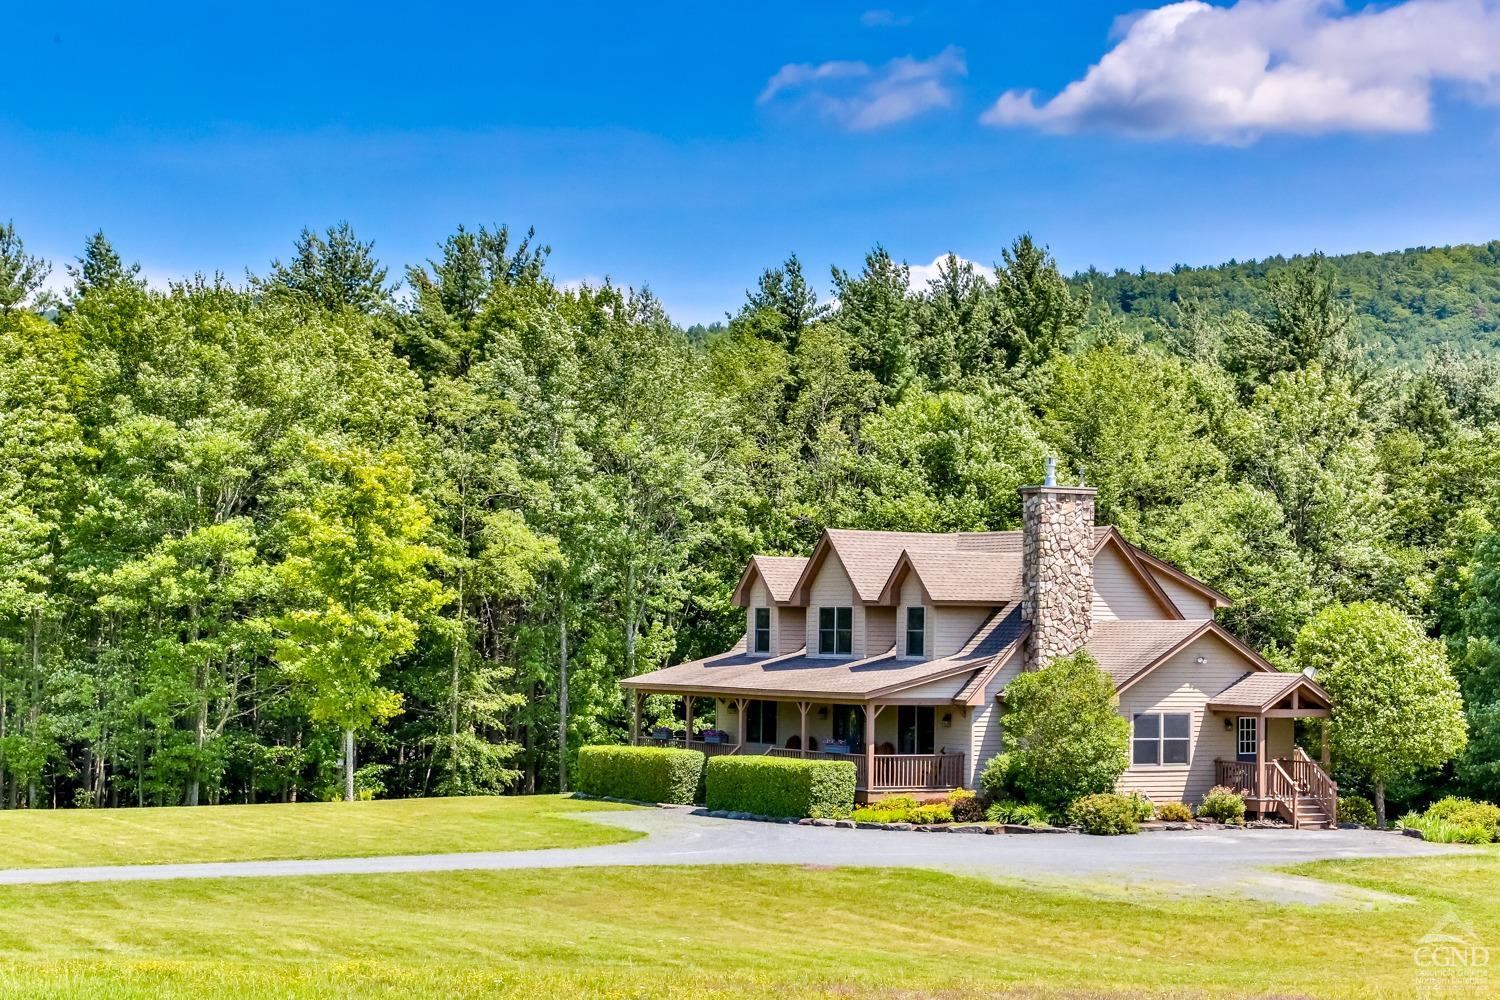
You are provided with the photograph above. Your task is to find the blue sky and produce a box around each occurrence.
[6,0,1499,324]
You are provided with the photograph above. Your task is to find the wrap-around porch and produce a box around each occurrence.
[629,691,967,796]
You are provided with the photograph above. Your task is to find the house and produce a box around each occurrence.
[621,467,1337,828]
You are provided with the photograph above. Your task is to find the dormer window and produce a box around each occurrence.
[818,607,852,655]
[753,608,771,653]
[905,607,925,657]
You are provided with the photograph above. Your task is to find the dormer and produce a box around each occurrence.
[731,555,807,656]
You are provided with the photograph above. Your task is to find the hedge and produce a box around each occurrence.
[576,745,705,804]
[705,755,856,818]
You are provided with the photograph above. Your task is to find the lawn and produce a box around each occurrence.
[0,795,638,868]
[0,849,1491,998]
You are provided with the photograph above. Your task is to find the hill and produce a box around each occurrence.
[1074,241,1500,360]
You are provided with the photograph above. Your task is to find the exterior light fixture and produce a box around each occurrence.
[1195,655,1207,664]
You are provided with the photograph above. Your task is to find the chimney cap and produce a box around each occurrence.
[1044,456,1056,487]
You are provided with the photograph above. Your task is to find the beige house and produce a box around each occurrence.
[622,471,1337,828]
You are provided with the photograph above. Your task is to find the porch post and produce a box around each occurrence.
[864,703,877,792]
[734,697,749,748]
[683,695,694,747]
[1256,710,1267,811]
[1320,718,1331,768]
[630,690,641,746]
[797,702,809,753]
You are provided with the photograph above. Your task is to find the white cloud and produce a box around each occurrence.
[860,9,913,28]
[760,46,967,131]
[982,0,1500,143]
[906,253,989,290]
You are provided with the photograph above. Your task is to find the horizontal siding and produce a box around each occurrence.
[898,572,929,661]
[933,606,990,658]
[968,654,1024,788]
[1092,543,1163,621]
[745,578,771,654]
[865,607,897,656]
[805,556,865,657]
[1114,632,1256,806]
[1152,571,1216,620]
[777,607,806,654]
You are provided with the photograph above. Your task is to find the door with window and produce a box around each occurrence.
[1236,716,1258,762]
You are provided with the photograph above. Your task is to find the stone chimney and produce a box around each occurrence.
[1020,458,1097,670]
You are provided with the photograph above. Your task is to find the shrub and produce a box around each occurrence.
[705,755,856,818]
[907,804,955,824]
[1336,794,1377,828]
[986,801,1054,827]
[1425,797,1500,841]
[979,752,1018,803]
[947,789,986,823]
[1125,792,1155,822]
[576,745,705,804]
[1156,801,1194,823]
[1068,793,1140,835]
[997,651,1130,814]
[1397,811,1492,844]
[1197,785,1246,825]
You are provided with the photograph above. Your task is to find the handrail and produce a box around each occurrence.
[1291,746,1338,824]
[1264,760,1298,826]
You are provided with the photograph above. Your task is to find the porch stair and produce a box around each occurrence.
[1292,794,1334,830]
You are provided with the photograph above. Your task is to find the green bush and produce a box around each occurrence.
[705,755,856,818]
[575,745,705,804]
[1336,794,1377,828]
[979,752,1018,802]
[1125,792,1155,822]
[996,651,1131,814]
[985,801,1054,827]
[1425,797,1500,841]
[947,789,986,823]
[1156,801,1194,823]
[1197,785,1246,824]
[1397,811,1492,844]
[907,804,955,824]
[1068,793,1140,835]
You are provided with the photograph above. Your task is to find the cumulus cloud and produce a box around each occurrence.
[906,253,989,290]
[982,0,1500,143]
[760,46,967,130]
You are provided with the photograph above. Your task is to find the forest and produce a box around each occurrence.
[3,219,1500,814]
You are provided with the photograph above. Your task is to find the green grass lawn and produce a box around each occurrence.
[0,795,638,868]
[0,848,1491,998]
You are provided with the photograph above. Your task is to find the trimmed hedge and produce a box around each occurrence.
[705,755,856,818]
[576,745,705,804]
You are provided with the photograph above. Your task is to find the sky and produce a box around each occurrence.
[5,0,1500,325]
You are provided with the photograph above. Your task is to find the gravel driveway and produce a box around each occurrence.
[0,806,1460,903]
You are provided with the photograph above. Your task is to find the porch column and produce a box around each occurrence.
[630,690,641,746]
[797,702,810,753]
[683,695,693,746]
[1256,710,1267,809]
[864,703,885,792]
[1320,718,1331,768]
[734,697,749,748]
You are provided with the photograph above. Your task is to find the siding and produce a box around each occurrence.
[1114,632,1258,805]
[777,607,806,654]
[933,606,990,658]
[1151,572,1216,620]
[1092,543,1165,621]
[805,555,865,657]
[967,653,1025,787]
[744,578,772,654]
[865,607,897,656]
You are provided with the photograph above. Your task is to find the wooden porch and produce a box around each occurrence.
[1215,748,1337,829]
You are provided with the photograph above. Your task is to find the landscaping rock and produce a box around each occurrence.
[855,821,883,830]
[950,824,986,834]
[811,818,836,827]
[834,819,856,829]
[886,822,913,831]
[1402,827,1426,840]
[1003,824,1041,834]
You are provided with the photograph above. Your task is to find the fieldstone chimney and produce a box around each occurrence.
[1020,458,1097,670]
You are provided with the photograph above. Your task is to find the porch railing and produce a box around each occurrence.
[640,736,741,757]
[765,746,965,792]
[1215,753,1338,824]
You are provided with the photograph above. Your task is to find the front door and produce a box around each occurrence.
[1236,716,1258,762]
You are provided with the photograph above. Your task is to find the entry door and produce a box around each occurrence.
[1236,716,1258,762]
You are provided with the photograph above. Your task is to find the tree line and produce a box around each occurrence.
[0,219,1498,814]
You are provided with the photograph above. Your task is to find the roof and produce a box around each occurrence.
[793,527,1112,605]
[751,556,807,603]
[1084,620,1206,687]
[1207,671,1332,712]
[622,604,1026,701]
[880,550,1024,605]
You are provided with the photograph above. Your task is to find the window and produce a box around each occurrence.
[831,704,865,752]
[904,607,925,657]
[818,607,853,655]
[752,608,771,653]
[1237,716,1258,760]
[897,705,935,754]
[745,700,778,744]
[1132,712,1192,766]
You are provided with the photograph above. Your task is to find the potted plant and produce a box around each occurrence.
[702,729,725,744]
[650,724,673,741]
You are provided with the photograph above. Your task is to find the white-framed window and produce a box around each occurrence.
[745,700,778,744]
[904,606,925,657]
[818,607,852,655]
[1132,712,1191,766]
[1237,716,1258,759]
[752,607,771,653]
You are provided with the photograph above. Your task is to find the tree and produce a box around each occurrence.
[991,234,1088,371]
[990,651,1129,813]
[0,222,50,314]
[1293,602,1468,826]
[263,223,393,314]
[1226,254,1355,385]
[276,444,448,801]
[736,253,827,352]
